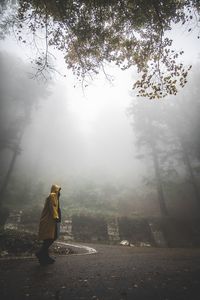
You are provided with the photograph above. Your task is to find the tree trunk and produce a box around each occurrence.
[151,142,168,216]
[0,128,24,206]
[180,138,200,209]
[0,146,20,228]
[0,149,19,204]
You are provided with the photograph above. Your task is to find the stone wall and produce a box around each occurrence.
[66,215,200,247]
[5,211,200,247]
[62,215,157,246]
[71,215,108,242]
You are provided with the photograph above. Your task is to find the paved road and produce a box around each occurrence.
[1,244,200,300]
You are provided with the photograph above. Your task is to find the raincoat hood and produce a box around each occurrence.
[50,184,61,193]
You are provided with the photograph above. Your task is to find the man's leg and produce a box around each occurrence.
[36,239,55,264]
[42,239,54,258]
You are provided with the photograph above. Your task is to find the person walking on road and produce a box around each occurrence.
[35,184,61,265]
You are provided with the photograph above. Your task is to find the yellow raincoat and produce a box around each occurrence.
[38,184,61,240]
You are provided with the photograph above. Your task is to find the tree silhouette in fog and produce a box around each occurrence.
[129,65,200,217]
[0,52,50,205]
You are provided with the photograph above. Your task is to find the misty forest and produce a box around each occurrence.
[2,2,200,300]
[0,0,200,244]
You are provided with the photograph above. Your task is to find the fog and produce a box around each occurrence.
[0,15,200,219]
[19,70,139,183]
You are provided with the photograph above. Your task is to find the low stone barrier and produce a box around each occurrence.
[5,211,200,247]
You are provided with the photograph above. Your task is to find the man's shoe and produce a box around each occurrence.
[46,256,55,263]
[35,252,55,265]
[40,256,55,266]
[35,251,42,261]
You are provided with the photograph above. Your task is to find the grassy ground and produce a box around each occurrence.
[0,229,75,258]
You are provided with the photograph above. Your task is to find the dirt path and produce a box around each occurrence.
[1,244,200,300]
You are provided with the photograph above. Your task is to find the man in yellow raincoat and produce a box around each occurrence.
[35,184,61,265]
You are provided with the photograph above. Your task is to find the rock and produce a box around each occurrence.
[0,250,9,257]
[120,240,130,246]
[139,242,151,247]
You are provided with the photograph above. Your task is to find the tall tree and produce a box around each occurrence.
[0,52,50,205]
[129,100,168,216]
[130,65,200,216]
[162,66,200,209]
